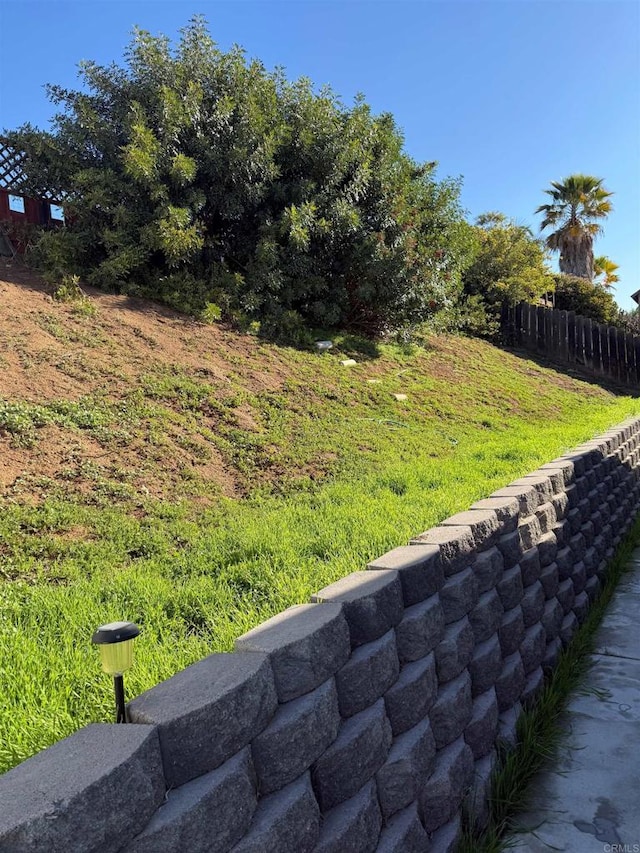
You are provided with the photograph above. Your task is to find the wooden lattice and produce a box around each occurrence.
[0,137,62,200]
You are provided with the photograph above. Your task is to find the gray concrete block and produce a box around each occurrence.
[520,666,545,709]
[497,703,521,750]
[439,567,479,623]
[496,565,523,610]
[469,588,504,643]
[472,545,505,593]
[123,748,256,853]
[559,611,579,647]
[556,578,576,614]
[376,719,436,819]
[128,653,277,788]
[577,497,591,523]
[541,597,564,641]
[435,616,475,682]
[409,525,476,576]
[573,590,590,625]
[464,750,497,833]
[491,484,539,516]
[385,654,437,736]
[540,458,575,486]
[464,687,499,759]
[520,581,545,627]
[542,637,562,672]
[428,815,462,853]
[567,507,582,534]
[550,518,570,548]
[311,700,391,811]
[439,509,501,547]
[252,679,340,795]
[537,531,558,567]
[468,634,503,696]
[535,501,556,534]
[498,605,525,657]
[395,595,444,663]
[581,520,595,547]
[585,574,601,602]
[571,560,587,594]
[564,482,579,509]
[230,773,319,853]
[519,546,542,586]
[551,490,569,520]
[583,546,598,576]
[419,737,473,832]
[471,495,520,533]
[539,562,559,599]
[518,515,543,550]
[429,669,473,748]
[313,781,381,853]
[235,604,350,703]
[367,544,443,606]
[376,802,430,853]
[495,652,526,712]
[519,623,547,674]
[0,724,164,853]
[556,546,573,579]
[531,467,565,494]
[497,530,523,570]
[311,571,403,648]
[560,451,587,477]
[335,630,399,718]
[515,473,554,502]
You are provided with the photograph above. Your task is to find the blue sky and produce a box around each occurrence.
[1,1,639,305]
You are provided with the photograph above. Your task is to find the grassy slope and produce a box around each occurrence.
[1,265,640,772]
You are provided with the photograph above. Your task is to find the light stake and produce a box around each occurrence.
[92,621,140,723]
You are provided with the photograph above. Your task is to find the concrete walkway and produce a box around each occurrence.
[507,550,640,852]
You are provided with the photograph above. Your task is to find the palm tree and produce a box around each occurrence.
[536,174,613,281]
[593,255,620,290]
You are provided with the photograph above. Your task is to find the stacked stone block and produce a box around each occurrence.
[2,418,640,853]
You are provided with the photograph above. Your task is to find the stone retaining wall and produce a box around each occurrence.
[2,418,640,853]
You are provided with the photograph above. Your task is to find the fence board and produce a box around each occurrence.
[592,322,602,374]
[502,303,640,386]
[575,315,585,365]
[583,318,593,370]
[536,306,546,352]
[626,333,637,384]
[567,312,576,363]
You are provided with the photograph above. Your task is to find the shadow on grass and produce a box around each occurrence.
[500,341,640,400]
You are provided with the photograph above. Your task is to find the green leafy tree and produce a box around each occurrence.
[460,212,554,333]
[6,17,472,334]
[536,174,613,281]
[552,273,619,325]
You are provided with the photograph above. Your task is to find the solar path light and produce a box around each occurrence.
[92,621,140,723]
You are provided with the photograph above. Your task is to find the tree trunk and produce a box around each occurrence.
[558,232,594,280]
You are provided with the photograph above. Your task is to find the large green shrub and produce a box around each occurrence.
[552,274,620,325]
[7,18,474,334]
[460,212,554,334]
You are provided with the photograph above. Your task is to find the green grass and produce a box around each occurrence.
[458,516,640,852]
[2,332,640,773]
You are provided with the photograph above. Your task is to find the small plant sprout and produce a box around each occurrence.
[92,621,140,723]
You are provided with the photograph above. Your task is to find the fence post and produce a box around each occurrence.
[514,302,524,346]
[592,323,602,374]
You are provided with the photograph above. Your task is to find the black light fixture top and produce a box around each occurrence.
[92,621,140,645]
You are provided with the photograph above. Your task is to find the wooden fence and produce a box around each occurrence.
[502,301,640,386]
